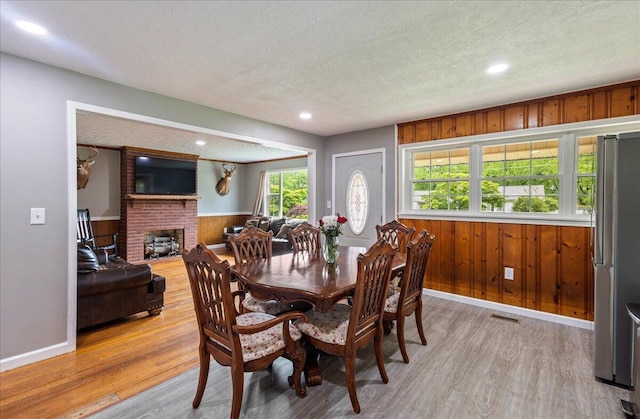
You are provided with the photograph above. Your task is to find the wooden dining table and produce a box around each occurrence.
[231,245,406,386]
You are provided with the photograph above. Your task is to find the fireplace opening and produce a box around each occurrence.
[144,229,184,260]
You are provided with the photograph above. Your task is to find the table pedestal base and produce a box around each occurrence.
[303,343,323,386]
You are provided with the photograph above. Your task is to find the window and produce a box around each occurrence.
[266,169,308,219]
[412,148,470,210]
[399,118,640,224]
[576,136,596,215]
[481,139,559,213]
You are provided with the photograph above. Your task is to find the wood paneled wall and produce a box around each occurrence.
[197,214,251,245]
[89,219,120,249]
[397,80,639,320]
[398,80,639,143]
[401,219,593,320]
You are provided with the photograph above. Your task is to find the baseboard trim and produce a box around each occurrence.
[423,289,594,330]
[0,341,74,372]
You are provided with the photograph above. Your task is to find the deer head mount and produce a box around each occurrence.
[216,162,237,196]
[77,146,99,190]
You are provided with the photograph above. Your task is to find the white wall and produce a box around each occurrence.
[76,147,120,218]
[197,160,247,215]
[0,53,326,369]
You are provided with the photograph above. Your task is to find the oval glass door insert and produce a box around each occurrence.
[347,170,369,235]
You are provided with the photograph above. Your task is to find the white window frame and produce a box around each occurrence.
[264,168,309,219]
[398,116,640,226]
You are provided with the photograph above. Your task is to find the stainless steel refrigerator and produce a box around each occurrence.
[593,132,640,387]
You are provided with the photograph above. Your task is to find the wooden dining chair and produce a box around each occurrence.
[228,225,291,315]
[375,219,415,254]
[383,230,435,363]
[182,243,307,419]
[296,238,398,414]
[287,222,321,255]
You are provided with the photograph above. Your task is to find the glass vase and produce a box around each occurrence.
[322,235,340,264]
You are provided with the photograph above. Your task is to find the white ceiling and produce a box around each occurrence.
[2,1,639,162]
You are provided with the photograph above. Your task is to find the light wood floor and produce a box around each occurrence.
[0,252,629,418]
[0,252,234,419]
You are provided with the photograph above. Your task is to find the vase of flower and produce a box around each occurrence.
[319,214,348,264]
[322,235,340,264]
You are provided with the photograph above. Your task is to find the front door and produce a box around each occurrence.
[333,150,384,247]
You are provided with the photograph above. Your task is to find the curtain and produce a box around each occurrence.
[252,171,267,216]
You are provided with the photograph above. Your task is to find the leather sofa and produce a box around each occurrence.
[224,216,306,254]
[77,245,165,329]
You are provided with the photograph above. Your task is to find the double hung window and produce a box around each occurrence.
[399,119,638,224]
[266,169,308,219]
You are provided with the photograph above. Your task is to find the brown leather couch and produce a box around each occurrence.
[77,245,165,329]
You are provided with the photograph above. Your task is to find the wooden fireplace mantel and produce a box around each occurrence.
[126,194,200,207]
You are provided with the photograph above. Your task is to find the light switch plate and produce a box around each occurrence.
[30,208,45,225]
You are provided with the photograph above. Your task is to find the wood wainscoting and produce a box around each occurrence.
[197,214,251,245]
[401,219,593,321]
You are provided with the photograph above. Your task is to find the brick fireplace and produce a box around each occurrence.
[120,147,198,262]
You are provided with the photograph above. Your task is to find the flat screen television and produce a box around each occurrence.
[134,156,197,195]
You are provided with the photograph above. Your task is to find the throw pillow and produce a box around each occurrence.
[78,244,100,273]
[269,218,287,235]
[275,224,290,239]
[245,219,258,228]
[258,220,270,232]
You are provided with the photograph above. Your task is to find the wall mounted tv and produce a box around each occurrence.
[134,156,197,195]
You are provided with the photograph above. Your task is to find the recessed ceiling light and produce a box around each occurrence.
[299,112,312,120]
[16,20,47,35]
[486,63,509,75]
[196,140,206,146]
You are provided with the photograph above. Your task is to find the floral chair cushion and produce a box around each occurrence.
[295,304,351,346]
[384,288,400,314]
[241,294,291,315]
[236,312,302,363]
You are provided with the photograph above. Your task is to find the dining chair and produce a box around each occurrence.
[296,238,398,414]
[375,219,415,254]
[228,225,291,315]
[287,222,321,255]
[182,243,307,419]
[383,230,435,363]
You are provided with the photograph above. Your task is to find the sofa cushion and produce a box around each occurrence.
[269,217,287,235]
[275,224,290,239]
[77,261,152,297]
[78,245,100,273]
[258,220,270,231]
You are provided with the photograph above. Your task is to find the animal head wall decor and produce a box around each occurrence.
[77,146,99,190]
[216,162,236,196]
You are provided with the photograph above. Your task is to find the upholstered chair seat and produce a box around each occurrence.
[295,304,351,345]
[235,312,302,362]
[241,296,292,317]
[383,289,401,314]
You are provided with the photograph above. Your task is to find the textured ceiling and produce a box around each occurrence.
[76,111,307,163]
[2,1,639,162]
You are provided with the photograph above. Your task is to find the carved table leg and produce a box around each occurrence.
[303,342,322,386]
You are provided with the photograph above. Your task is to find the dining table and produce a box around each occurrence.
[231,245,406,386]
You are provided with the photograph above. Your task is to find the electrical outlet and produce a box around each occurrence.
[504,267,514,280]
